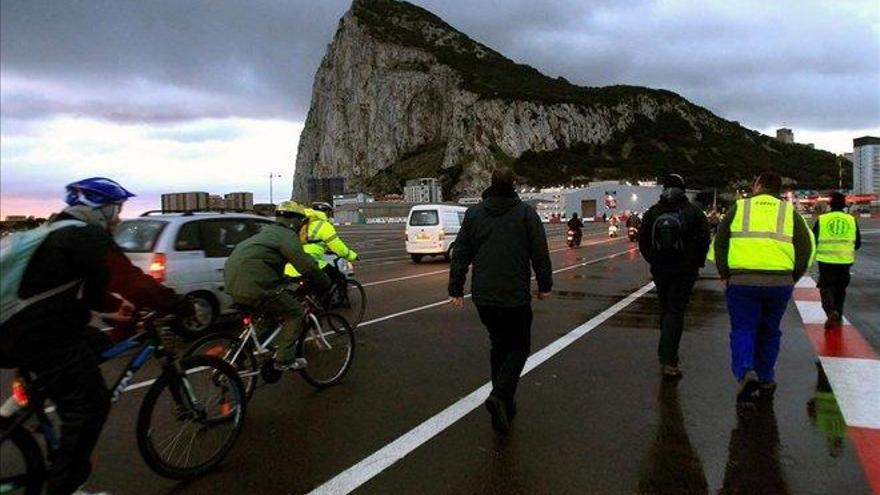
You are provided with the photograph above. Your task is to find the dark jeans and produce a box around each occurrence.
[653,270,698,366]
[476,304,533,409]
[0,338,111,495]
[817,262,851,317]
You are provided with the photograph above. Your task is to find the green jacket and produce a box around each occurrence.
[224,223,330,303]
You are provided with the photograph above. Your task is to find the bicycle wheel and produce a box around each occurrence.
[136,355,246,480]
[331,279,366,329]
[0,416,45,495]
[297,312,355,389]
[186,334,259,400]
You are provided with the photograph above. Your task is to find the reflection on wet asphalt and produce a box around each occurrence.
[720,402,791,495]
[807,361,848,458]
[638,379,709,495]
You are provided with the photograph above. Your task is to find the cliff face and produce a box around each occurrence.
[293,0,841,200]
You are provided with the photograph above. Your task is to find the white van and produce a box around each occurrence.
[405,204,468,263]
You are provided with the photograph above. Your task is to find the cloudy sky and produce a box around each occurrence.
[2,0,878,217]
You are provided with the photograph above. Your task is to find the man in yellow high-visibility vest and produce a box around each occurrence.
[713,173,815,404]
[284,203,358,286]
[813,192,861,330]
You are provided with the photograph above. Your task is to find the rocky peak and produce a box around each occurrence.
[292,0,841,201]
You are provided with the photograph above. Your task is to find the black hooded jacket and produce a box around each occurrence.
[639,188,711,274]
[448,185,553,307]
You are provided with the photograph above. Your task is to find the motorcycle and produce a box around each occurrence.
[627,226,639,242]
[567,228,582,248]
[608,224,620,238]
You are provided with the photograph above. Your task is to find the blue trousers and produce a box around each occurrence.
[726,284,793,382]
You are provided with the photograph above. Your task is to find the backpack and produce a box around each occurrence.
[0,220,86,326]
[651,210,687,254]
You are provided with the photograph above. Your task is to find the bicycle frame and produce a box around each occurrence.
[1,316,202,450]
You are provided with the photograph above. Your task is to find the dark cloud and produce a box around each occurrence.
[1,0,878,130]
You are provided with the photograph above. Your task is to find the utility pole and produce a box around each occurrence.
[269,172,282,205]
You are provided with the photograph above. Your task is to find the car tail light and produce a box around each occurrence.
[11,377,28,408]
[438,229,445,240]
[242,315,252,326]
[149,253,167,283]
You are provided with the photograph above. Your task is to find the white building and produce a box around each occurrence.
[404,178,443,203]
[776,128,794,144]
[333,192,374,207]
[852,136,880,194]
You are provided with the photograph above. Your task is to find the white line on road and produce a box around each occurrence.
[358,247,636,328]
[359,237,626,287]
[308,281,656,495]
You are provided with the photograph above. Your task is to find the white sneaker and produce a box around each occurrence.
[273,358,307,371]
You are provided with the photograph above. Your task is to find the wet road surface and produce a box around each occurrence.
[2,220,877,494]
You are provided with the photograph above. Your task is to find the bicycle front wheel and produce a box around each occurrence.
[297,312,355,389]
[136,356,246,480]
[331,279,366,329]
[0,416,45,495]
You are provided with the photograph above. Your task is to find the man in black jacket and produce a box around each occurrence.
[639,174,711,378]
[449,168,553,433]
[0,178,193,495]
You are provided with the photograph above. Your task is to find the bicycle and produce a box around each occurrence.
[326,256,366,329]
[185,283,355,400]
[0,311,247,494]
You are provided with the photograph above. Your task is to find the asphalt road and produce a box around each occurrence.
[3,219,877,494]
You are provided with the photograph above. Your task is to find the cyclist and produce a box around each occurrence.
[0,177,195,495]
[284,202,358,291]
[224,201,331,370]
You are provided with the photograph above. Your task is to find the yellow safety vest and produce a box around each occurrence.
[816,211,856,264]
[284,210,357,277]
[727,195,796,271]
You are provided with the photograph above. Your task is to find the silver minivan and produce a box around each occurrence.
[114,212,275,337]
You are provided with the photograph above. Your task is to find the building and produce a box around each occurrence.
[853,136,880,194]
[253,203,276,217]
[161,192,209,212]
[404,178,443,203]
[306,177,346,204]
[225,192,254,211]
[333,192,374,207]
[776,128,794,144]
[207,195,227,211]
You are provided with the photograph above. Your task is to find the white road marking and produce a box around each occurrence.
[818,356,880,429]
[795,300,850,325]
[359,237,626,286]
[308,281,656,495]
[795,277,817,288]
[358,248,635,328]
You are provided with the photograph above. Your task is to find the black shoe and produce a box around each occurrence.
[485,396,510,433]
[757,381,777,401]
[736,371,760,403]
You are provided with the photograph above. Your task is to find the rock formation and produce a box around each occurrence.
[293,0,841,200]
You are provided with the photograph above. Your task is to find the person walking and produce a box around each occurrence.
[448,168,553,433]
[639,173,711,378]
[813,192,861,330]
[713,173,815,403]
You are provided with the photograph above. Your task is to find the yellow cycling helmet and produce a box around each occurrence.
[276,200,306,217]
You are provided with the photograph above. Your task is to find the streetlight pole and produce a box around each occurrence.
[269,173,282,205]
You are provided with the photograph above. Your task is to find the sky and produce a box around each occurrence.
[2,0,879,218]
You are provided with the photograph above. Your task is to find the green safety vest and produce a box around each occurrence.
[728,195,796,271]
[816,211,856,264]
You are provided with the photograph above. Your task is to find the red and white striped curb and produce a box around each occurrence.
[793,276,879,494]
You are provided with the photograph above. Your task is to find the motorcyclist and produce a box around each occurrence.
[225,201,331,371]
[284,202,358,290]
[626,212,642,230]
[566,213,584,245]
[0,177,195,495]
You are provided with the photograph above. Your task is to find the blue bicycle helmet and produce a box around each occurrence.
[65,177,136,207]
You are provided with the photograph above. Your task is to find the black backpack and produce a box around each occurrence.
[651,210,686,253]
